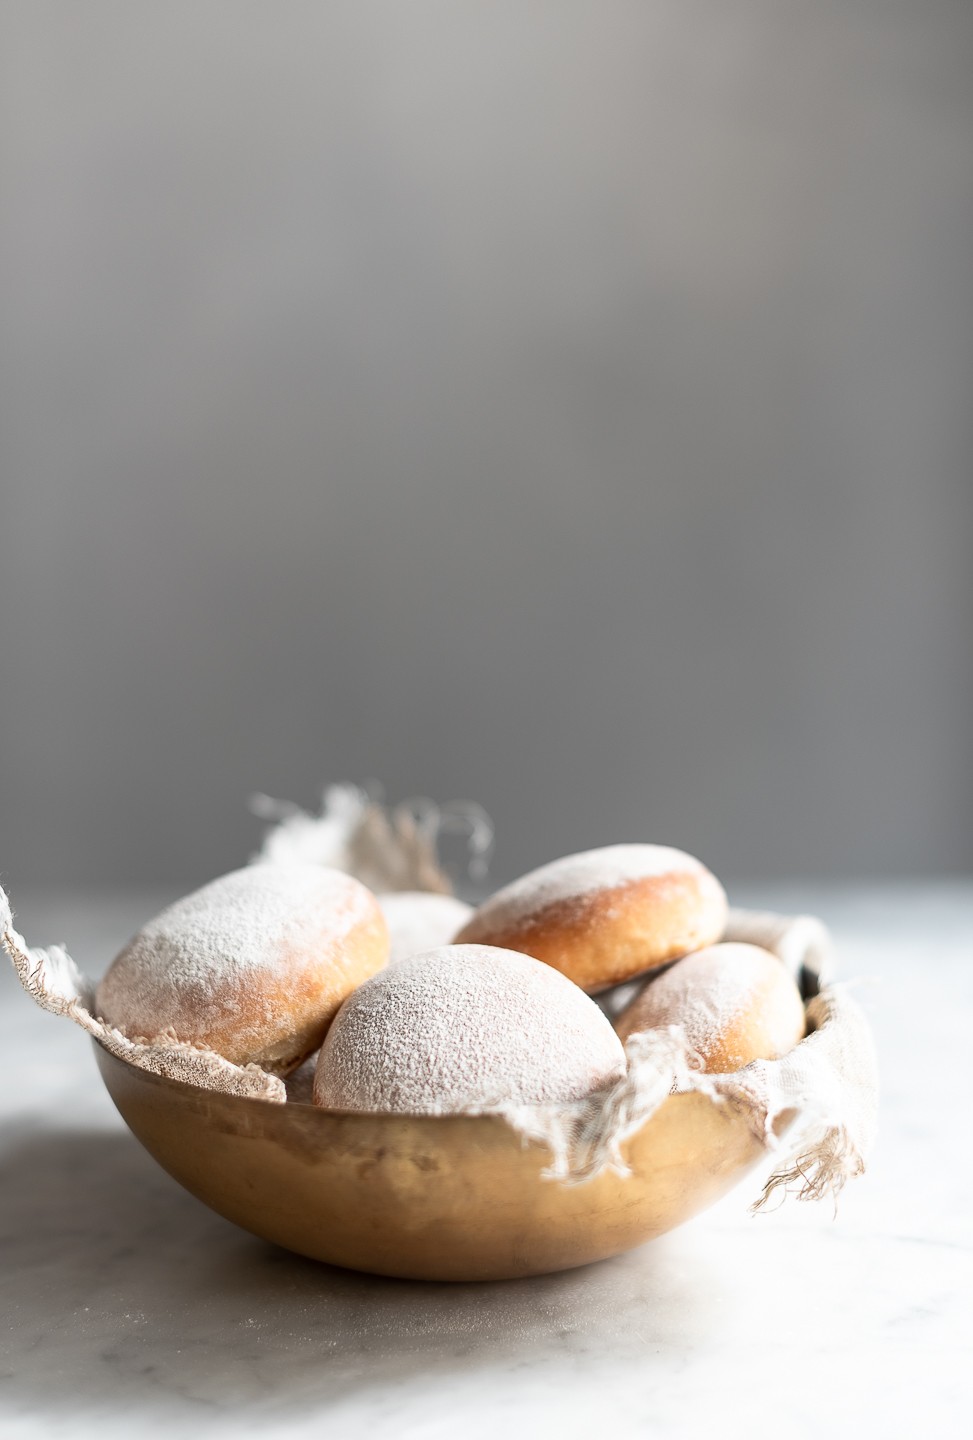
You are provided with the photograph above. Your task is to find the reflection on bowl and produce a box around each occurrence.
[95,1042,792,1282]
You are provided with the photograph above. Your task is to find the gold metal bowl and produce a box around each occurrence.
[95,1042,791,1281]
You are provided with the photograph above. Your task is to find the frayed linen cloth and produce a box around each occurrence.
[2,789,877,1204]
[504,916,876,1208]
[1,885,287,1102]
[252,782,494,894]
[1,786,482,1106]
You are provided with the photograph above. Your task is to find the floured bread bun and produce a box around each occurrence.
[378,891,474,963]
[95,863,389,1074]
[313,944,626,1114]
[453,845,727,992]
[614,942,806,1073]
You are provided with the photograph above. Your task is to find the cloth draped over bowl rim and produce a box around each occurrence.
[0,880,878,1210]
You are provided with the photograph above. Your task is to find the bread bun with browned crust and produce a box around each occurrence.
[95,863,389,1074]
[453,845,727,992]
[614,941,806,1072]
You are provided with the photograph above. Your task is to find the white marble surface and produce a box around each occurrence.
[1,884,970,1439]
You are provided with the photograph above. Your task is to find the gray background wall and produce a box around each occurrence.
[2,0,971,891]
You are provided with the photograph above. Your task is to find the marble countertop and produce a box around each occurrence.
[1,883,970,1439]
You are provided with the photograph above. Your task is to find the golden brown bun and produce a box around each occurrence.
[613,941,806,1072]
[95,863,389,1074]
[453,844,727,992]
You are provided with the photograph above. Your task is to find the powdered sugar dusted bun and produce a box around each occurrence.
[614,942,806,1073]
[379,892,474,964]
[453,845,728,992]
[313,944,626,1114]
[96,863,389,1074]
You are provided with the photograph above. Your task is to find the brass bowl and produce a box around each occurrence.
[95,1042,791,1282]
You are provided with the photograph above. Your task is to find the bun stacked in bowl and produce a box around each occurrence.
[95,843,804,1115]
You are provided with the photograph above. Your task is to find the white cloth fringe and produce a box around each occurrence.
[252,782,494,894]
[502,910,877,1204]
